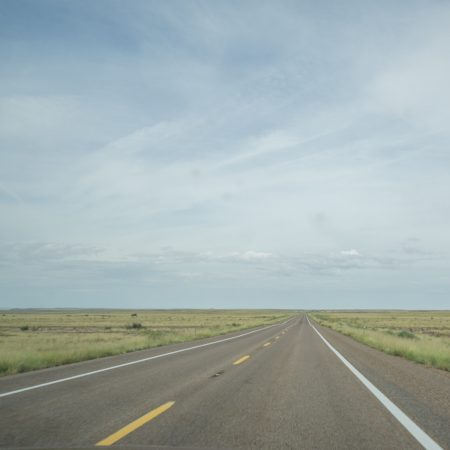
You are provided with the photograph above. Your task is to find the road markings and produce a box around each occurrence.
[0,318,294,398]
[275,336,280,340]
[306,316,443,450]
[233,355,250,365]
[96,401,175,446]
[263,342,271,347]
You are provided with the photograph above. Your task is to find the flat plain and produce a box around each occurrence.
[1,314,449,449]
[0,309,294,376]
[309,310,450,371]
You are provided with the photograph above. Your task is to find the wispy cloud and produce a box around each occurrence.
[1,0,449,307]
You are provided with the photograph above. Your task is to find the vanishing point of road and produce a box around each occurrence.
[1,314,449,449]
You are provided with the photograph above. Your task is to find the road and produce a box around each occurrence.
[1,314,449,449]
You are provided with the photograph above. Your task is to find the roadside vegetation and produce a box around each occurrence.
[0,309,294,376]
[309,311,450,371]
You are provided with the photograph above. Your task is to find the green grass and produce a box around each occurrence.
[0,309,295,376]
[309,311,450,371]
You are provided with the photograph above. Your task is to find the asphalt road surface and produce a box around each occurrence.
[1,314,449,449]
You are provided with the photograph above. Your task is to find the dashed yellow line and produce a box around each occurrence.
[233,355,250,365]
[96,401,175,446]
[263,342,271,347]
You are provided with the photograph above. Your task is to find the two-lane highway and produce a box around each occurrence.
[1,315,449,449]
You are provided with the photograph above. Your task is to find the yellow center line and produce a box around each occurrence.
[275,336,280,339]
[263,342,271,347]
[233,355,250,365]
[96,401,175,446]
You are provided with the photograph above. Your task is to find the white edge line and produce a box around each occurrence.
[306,315,443,450]
[0,318,294,398]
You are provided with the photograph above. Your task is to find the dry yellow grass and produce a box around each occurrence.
[309,311,450,371]
[0,309,294,375]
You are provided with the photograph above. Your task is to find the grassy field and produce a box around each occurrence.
[309,311,450,371]
[0,309,294,376]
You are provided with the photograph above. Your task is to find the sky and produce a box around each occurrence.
[0,0,449,309]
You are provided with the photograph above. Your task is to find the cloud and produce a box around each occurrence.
[0,240,438,285]
[340,249,360,257]
[0,242,104,269]
[1,1,450,307]
[218,251,274,262]
[240,250,273,261]
[365,4,450,130]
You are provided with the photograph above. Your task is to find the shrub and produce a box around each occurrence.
[20,325,29,331]
[397,330,416,339]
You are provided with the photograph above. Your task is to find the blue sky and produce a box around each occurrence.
[1,0,449,309]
